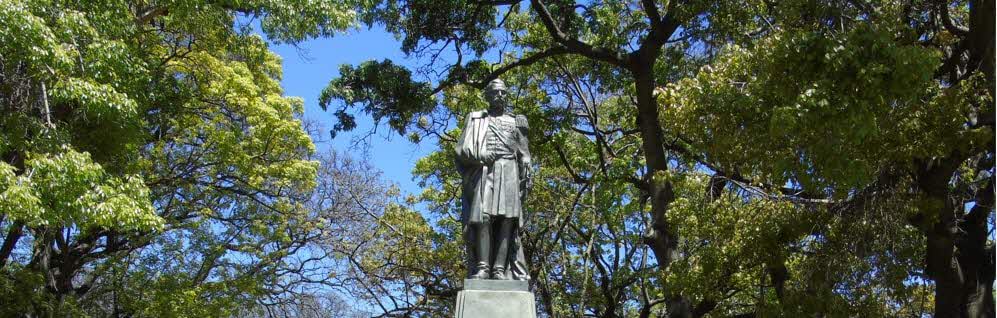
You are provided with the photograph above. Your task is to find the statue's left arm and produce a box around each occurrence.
[515,115,533,190]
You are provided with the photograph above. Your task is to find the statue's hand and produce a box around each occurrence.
[469,150,489,166]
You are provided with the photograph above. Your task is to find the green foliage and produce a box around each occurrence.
[318,0,991,317]
[319,59,435,138]
[361,0,498,55]
[664,172,930,317]
[250,0,360,43]
[664,25,942,193]
[0,0,360,316]
[0,148,161,231]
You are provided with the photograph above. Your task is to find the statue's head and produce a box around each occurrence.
[484,79,509,113]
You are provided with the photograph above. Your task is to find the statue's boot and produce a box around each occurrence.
[510,232,530,281]
[470,263,490,279]
[469,223,491,279]
[491,266,507,280]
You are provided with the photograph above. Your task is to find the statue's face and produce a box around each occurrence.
[485,88,509,112]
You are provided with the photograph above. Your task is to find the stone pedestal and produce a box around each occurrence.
[454,279,537,318]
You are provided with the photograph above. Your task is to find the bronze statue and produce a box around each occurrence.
[455,78,532,281]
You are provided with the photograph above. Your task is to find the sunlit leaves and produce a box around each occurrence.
[0,0,358,315]
[51,78,139,120]
[666,173,802,310]
[254,0,359,43]
[1,148,162,231]
[664,25,942,193]
[0,0,74,77]
[0,162,44,223]
[363,0,498,55]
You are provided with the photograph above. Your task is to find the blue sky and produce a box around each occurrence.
[262,26,440,314]
[268,26,434,195]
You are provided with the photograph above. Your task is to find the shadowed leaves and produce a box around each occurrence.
[319,59,435,138]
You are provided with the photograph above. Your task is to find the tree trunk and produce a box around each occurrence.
[925,200,995,318]
[633,69,677,268]
[920,160,995,318]
[632,67,690,317]
[925,201,964,317]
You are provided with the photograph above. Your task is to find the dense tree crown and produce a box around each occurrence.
[0,0,365,316]
[1,0,993,317]
[318,0,994,317]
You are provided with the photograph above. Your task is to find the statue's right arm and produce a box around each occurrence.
[455,112,477,165]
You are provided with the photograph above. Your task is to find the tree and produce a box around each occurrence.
[0,0,363,316]
[664,1,994,316]
[320,0,993,317]
[302,148,462,317]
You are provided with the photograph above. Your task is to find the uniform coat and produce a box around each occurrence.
[456,110,531,226]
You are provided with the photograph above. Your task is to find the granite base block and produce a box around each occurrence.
[454,279,537,318]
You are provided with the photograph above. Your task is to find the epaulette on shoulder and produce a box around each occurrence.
[470,111,487,119]
[515,114,529,129]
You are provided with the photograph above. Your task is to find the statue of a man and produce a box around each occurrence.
[455,78,532,281]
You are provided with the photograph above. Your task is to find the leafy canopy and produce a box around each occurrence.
[0,0,362,316]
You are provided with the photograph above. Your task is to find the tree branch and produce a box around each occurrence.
[529,0,629,67]
[937,0,969,36]
[633,0,685,66]
[470,46,570,89]
[554,142,589,184]
[136,6,168,24]
[0,222,24,268]
[641,0,662,25]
